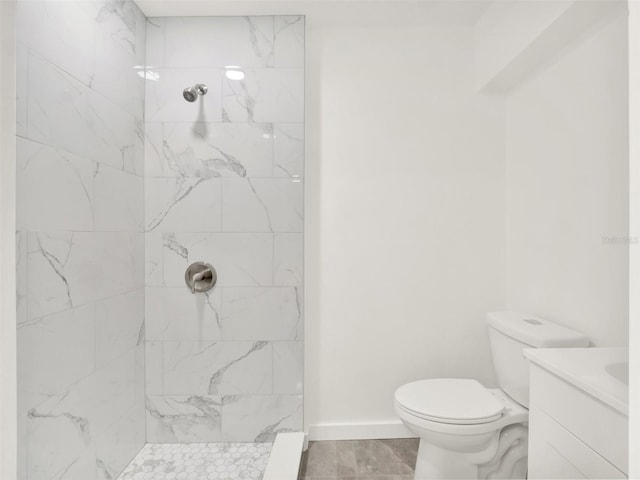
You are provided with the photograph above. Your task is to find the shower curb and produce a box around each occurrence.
[262,432,305,480]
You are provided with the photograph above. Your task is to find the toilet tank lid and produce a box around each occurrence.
[486,311,589,348]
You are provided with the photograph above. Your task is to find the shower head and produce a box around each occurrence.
[183,84,208,102]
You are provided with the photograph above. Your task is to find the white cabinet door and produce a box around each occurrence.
[528,407,626,480]
[529,364,628,472]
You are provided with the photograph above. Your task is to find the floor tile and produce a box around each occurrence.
[341,476,414,480]
[378,439,419,469]
[118,442,272,480]
[336,441,358,476]
[299,439,418,480]
[352,439,417,476]
[300,441,338,477]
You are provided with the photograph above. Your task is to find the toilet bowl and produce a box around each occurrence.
[394,311,590,480]
[395,380,528,479]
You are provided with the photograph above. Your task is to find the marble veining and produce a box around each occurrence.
[162,16,274,68]
[17,0,146,478]
[221,178,303,233]
[274,233,303,286]
[17,137,95,231]
[222,69,304,123]
[145,177,221,232]
[27,53,141,171]
[16,1,97,88]
[220,395,302,442]
[155,122,274,178]
[220,287,303,341]
[165,138,247,178]
[162,341,272,396]
[118,443,272,480]
[274,16,304,67]
[93,0,138,52]
[142,15,304,444]
[274,123,304,178]
[161,233,274,287]
[207,341,269,394]
[18,303,95,400]
[146,395,222,443]
[95,290,145,368]
[33,232,74,311]
[145,287,221,341]
[19,10,304,477]
[27,231,143,320]
[26,348,144,480]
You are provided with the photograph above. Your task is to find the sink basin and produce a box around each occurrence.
[605,361,629,385]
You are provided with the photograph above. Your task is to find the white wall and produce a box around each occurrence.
[505,13,629,347]
[305,25,506,432]
[474,0,625,92]
[475,0,573,90]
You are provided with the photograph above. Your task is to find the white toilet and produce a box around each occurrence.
[394,311,589,480]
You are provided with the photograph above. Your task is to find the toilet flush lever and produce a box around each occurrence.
[185,262,217,294]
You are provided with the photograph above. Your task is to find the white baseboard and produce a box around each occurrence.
[307,421,417,441]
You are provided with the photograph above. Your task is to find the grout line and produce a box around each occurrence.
[272,232,276,286]
[159,340,164,395]
[25,46,29,139]
[22,287,145,325]
[220,174,225,232]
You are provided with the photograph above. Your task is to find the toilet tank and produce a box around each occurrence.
[487,311,589,408]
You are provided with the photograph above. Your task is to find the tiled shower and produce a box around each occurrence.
[15,1,304,479]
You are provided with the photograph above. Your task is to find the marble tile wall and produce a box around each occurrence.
[16,1,146,479]
[143,16,305,443]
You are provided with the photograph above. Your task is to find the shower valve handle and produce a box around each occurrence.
[185,262,217,294]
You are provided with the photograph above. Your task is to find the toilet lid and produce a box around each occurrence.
[394,379,505,424]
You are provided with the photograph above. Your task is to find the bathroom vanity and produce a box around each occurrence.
[524,347,628,479]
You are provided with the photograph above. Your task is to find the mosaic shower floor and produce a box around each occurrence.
[118,443,272,480]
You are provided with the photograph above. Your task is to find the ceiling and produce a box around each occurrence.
[134,0,493,28]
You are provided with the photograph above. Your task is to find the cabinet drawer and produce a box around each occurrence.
[529,364,628,473]
[528,407,626,479]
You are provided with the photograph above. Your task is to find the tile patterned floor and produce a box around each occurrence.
[298,439,419,480]
[118,443,272,480]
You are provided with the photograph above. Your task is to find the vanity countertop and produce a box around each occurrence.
[523,347,628,416]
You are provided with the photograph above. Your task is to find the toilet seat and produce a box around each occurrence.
[396,402,502,425]
[394,386,529,436]
[394,379,505,425]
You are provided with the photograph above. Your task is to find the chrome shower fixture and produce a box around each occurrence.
[183,84,208,102]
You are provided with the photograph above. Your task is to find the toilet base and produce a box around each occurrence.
[414,441,477,479]
[412,424,528,480]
